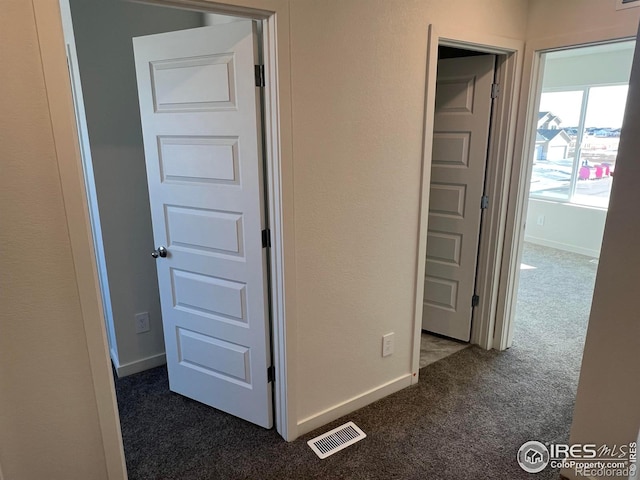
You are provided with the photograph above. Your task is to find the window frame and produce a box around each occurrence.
[530,81,629,209]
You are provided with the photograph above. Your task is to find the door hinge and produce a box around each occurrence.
[491,83,500,99]
[472,295,480,307]
[481,195,489,209]
[261,229,271,248]
[255,64,265,87]
[267,365,275,383]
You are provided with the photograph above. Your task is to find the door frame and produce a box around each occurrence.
[35,0,295,477]
[412,26,524,376]
[492,29,639,351]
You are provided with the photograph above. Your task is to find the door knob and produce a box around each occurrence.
[151,246,168,259]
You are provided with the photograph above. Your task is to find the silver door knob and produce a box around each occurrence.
[151,246,168,259]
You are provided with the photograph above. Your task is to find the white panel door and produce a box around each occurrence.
[422,55,495,342]
[133,21,273,428]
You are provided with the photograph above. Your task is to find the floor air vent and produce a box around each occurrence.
[307,421,366,459]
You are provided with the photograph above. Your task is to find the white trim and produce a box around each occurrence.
[33,1,127,478]
[110,347,120,370]
[413,26,524,366]
[259,14,297,441]
[411,24,437,383]
[523,236,600,259]
[296,374,413,437]
[494,29,638,351]
[58,0,118,368]
[469,40,523,350]
[115,353,167,378]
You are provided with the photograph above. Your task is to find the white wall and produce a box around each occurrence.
[527,0,640,42]
[525,199,606,257]
[68,0,203,375]
[288,0,528,429]
[0,1,111,478]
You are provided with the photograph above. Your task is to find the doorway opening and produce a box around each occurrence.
[509,39,635,369]
[59,0,289,474]
[420,43,507,367]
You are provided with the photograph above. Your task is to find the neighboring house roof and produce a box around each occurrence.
[538,111,550,119]
[537,129,571,143]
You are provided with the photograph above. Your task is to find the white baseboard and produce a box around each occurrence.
[115,353,166,378]
[296,374,413,437]
[109,347,120,370]
[524,235,600,258]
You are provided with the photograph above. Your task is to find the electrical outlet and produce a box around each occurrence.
[382,332,394,357]
[537,215,545,226]
[135,312,150,334]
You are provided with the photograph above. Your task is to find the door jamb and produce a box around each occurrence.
[412,27,524,379]
[36,1,294,477]
[58,0,120,370]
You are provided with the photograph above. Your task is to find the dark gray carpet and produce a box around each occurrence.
[115,242,597,479]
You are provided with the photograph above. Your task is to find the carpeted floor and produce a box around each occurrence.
[115,242,598,479]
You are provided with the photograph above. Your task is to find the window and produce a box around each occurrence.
[529,41,634,209]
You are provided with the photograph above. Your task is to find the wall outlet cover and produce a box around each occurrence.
[135,312,150,334]
[382,332,394,357]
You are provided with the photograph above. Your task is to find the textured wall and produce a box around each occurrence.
[15,2,639,475]
[288,0,528,422]
[527,0,640,41]
[0,1,108,478]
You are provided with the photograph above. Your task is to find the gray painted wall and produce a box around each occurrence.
[69,0,204,373]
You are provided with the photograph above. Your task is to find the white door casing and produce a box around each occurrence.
[133,21,273,428]
[422,55,495,342]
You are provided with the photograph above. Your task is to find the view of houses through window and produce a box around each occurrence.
[530,42,635,209]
